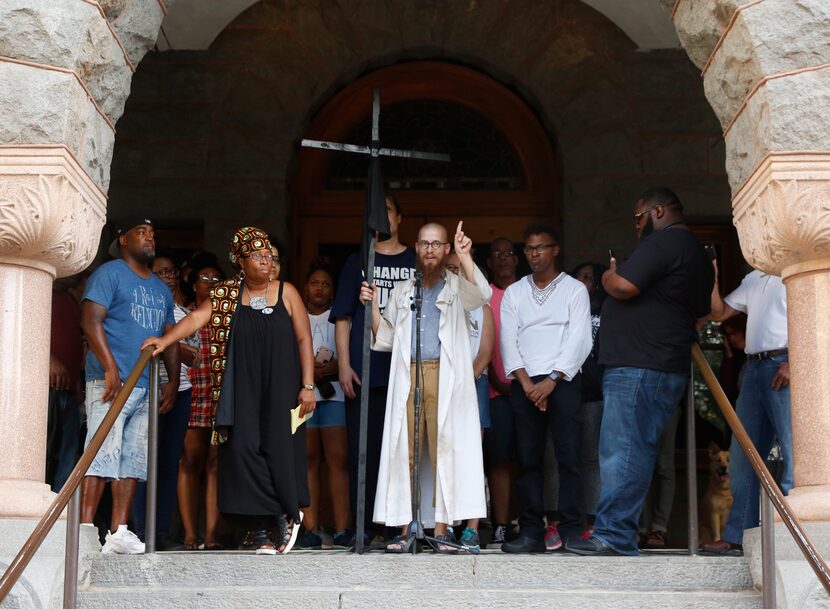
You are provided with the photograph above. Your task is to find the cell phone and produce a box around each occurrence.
[608,248,616,260]
[705,244,717,261]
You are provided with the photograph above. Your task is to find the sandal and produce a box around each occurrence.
[644,530,667,549]
[385,534,414,554]
[201,541,225,551]
[253,529,277,555]
[182,538,202,551]
[433,534,459,554]
[276,512,303,554]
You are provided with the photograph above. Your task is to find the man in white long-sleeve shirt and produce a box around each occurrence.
[500,223,592,553]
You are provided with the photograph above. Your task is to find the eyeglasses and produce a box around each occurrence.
[198,275,222,283]
[490,250,515,259]
[244,253,276,262]
[522,244,556,255]
[417,240,448,250]
[634,206,659,222]
[154,268,175,277]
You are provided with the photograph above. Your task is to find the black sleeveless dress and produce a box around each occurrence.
[216,281,308,521]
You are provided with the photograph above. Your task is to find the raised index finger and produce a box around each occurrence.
[456,220,463,237]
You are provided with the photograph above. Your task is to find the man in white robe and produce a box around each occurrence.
[360,221,490,553]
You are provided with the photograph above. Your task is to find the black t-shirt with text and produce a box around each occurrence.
[598,227,714,373]
[329,248,416,388]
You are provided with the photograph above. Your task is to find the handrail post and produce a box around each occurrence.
[762,490,777,609]
[0,347,154,605]
[145,356,160,554]
[63,486,80,609]
[686,361,699,555]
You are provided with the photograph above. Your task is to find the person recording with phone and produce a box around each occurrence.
[299,260,351,549]
[359,221,491,553]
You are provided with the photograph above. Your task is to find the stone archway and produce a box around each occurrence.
[290,61,558,279]
[1,0,829,560]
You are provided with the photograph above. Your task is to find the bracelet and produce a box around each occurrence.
[302,384,314,391]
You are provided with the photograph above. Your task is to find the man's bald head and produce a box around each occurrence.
[418,222,448,243]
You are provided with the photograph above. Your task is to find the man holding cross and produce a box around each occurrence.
[360,221,490,553]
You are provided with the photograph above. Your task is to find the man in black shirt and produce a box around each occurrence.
[567,187,713,556]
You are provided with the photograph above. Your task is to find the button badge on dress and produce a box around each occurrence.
[261,307,274,315]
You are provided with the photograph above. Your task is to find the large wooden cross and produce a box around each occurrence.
[301,89,450,554]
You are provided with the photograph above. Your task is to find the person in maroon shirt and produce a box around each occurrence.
[47,273,86,491]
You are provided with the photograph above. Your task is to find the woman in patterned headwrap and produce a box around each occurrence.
[143,227,316,555]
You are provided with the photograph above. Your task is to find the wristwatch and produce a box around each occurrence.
[302,384,314,391]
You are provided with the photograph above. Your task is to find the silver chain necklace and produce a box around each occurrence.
[246,280,270,310]
[528,272,564,306]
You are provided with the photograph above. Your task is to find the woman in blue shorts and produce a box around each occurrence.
[297,261,351,549]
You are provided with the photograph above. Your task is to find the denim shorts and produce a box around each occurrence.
[307,399,346,429]
[84,380,149,480]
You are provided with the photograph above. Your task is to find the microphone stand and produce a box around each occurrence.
[407,271,469,555]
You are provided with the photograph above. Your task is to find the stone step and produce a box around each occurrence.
[83,550,755,592]
[77,587,762,609]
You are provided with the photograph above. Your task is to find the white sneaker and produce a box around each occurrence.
[101,525,145,554]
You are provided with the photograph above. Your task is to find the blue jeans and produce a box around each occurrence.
[723,356,792,545]
[593,367,688,555]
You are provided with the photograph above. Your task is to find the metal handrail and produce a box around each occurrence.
[691,343,830,597]
[0,346,156,605]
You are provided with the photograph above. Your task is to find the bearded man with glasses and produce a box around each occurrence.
[360,221,491,553]
[567,186,714,556]
[499,223,592,553]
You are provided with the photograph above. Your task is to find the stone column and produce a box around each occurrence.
[671,0,830,522]
[0,147,107,518]
[0,0,167,524]
[731,153,830,521]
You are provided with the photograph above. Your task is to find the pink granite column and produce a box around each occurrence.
[0,259,57,517]
[0,146,107,518]
[782,259,830,521]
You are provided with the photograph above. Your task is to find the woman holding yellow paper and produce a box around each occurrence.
[143,227,315,555]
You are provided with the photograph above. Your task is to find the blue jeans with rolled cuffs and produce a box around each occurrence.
[592,367,688,555]
[723,355,793,545]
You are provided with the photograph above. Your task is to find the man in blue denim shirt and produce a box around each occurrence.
[567,187,713,556]
[700,268,790,556]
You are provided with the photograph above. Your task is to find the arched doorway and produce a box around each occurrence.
[290,61,558,280]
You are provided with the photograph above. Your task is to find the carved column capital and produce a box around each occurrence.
[0,145,107,277]
[732,152,830,276]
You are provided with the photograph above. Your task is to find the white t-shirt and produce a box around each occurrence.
[309,309,344,402]
[500,273,592,381]
[158,303,196,390]
[724,270,787,354]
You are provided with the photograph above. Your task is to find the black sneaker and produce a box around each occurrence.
[297,529,322,549]
[487,523,508,549]
[332,529,352,550]
[565,534,621,556]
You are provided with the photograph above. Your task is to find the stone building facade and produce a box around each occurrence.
[2,0,830,606]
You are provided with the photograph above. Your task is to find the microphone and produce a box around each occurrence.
[412,271,423,311]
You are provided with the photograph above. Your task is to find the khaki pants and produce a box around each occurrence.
[407,361,439,503]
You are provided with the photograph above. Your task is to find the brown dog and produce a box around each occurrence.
[699,442,733,543]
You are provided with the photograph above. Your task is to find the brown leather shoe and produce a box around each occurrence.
[699,539,743,556]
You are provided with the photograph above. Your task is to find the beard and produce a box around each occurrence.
[417,254,446,285]
[640,215,655,238]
